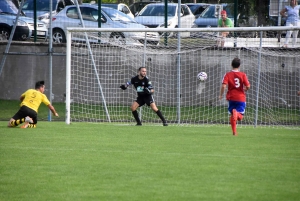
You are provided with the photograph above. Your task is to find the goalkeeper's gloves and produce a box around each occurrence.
[120,84,127,90]
[144,87,152,94]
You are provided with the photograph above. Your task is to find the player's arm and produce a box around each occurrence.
[120,81,131,90]
[280,8,287,17]
[20,95,25,102]
[144,80,154,94]
[219,84,227,99]
[19,91,26,101]
[218,19,222,27]
[243,75,250,91]
[244,85,250,91]
[48,104,59,117]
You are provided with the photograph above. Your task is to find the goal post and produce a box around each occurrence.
[66,27,300,126]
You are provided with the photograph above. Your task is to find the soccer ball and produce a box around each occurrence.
[197,72,207,81]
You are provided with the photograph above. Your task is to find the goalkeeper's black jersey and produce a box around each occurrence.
[129,75,153,96]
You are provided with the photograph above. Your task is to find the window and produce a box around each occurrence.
[66,7,78,19]
[81,7,98,21]
[181,5,190,16]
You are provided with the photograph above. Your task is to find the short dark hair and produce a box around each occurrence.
[138,67,146,71]
[35,81,45,89]
[231,58,241,68]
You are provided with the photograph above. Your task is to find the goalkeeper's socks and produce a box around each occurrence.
[156,110,167,123]
[132,111,142,125]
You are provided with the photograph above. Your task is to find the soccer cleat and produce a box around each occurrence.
[163,123,168,126]
[25,116,33,123]
[20,122,29,128]
[136,123,142,126]
[232,109,237,121]
[233,132,238,136]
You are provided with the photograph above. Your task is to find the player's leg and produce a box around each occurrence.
[15,106,37,128]
[145,95,167,126]
[221,32,228,47]
[20,116,34,128]
[149,102,168,126]
[236,102,246,121]
[8,108,27,127]
[130,99,142,125]
[284,22,292,47]
[228,101,237,136]
[292,29,299,47]
[20,113,37,128]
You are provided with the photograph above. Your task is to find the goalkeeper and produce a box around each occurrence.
[120,67,168,126]
[7,81,59,128]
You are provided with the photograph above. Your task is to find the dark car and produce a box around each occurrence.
[186,3,210,18]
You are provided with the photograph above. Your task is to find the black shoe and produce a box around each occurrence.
[163,123,168,126]
[136,123,142,126]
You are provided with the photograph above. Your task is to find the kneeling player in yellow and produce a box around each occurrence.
[7,81,59,128]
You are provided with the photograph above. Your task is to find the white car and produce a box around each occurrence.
[134,3,195,37]
[51,4,160,45]
[100,3,135,19]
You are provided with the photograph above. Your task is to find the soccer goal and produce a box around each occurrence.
[65,27,300,126]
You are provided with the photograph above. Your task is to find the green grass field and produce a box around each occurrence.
[1,122,300,201]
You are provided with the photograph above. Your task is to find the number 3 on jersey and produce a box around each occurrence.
[234,78,240,88]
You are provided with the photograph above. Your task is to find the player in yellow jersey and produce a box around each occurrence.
[7,81,59,128]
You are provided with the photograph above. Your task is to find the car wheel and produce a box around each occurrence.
[109,32,125,45]
[0,27,10,40]
[53,29,66,43]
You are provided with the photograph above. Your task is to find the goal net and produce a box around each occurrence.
[66,27,300,127]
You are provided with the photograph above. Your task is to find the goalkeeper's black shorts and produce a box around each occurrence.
[135,95,154,107]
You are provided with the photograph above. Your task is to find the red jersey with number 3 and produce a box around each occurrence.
[222,70,250,102]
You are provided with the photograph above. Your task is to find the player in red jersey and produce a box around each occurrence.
[219,58,250,136]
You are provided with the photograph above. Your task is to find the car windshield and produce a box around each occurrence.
[138,5,176,16]
[0,0,19,15]
[199,5,233,18]
[22,0,57,11]
[199,5,215,18]
[102,4,118,9]
[187,5,200,13]
[102,7,136,23]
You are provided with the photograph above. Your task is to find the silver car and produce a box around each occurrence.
[100,3,134,19]
[0,0,48,41]
[134,3,195,37]
[22,0,75,26]
[51,4,160,45]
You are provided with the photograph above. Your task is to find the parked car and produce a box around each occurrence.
[0,0,48,41]
[129,0,162,16]
[186,3,210,18]
[100,3,134,19]
[22,0,74,25]
[192,3,259,38]
[193,4,234,28]
[134,3,195,37]
[51,4,160,45]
